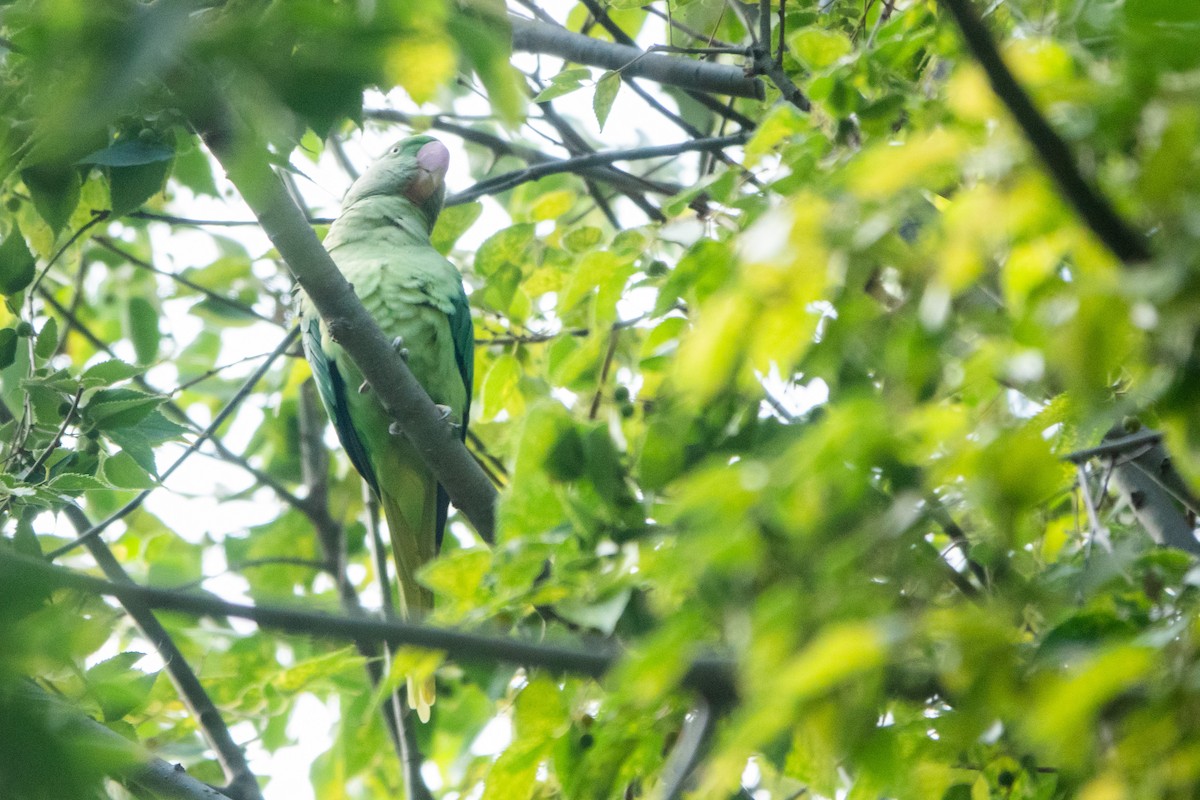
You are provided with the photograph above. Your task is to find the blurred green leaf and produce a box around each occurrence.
[0,223,36,296]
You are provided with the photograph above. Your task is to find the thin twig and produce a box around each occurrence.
[588,326,621,420]
[1060,429,1163,463]
[46,328,299,559]
[645,5,738,49]
[937,0,1149,263]
[449,133,749,205]
[94,236,279,326]
[18,387,81,481]
[26,211,109,305]
[127,210,336,227]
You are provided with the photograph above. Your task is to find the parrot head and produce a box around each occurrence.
[341,135,450,227]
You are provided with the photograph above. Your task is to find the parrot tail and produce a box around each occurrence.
[378,460,439,724]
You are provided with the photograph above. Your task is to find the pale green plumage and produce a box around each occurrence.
[298,136,472,722]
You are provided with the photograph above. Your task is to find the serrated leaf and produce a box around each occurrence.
[85,389,163,430]
[45,473,110,494]
[593,71,622,131]
[104,428,158,476]
[532,68,592,103]
[102,450,157,489]
[81,359,143,387]
[0,223,36,296]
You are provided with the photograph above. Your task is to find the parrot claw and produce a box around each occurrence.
[434,404,453,422]
[392,337,409,360]
[388,421,404,436]
[358,381,370,394]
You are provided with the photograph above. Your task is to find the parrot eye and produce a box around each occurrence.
[390,147,400,154]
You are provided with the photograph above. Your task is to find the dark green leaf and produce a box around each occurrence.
[109,159,172,217]
[22,164,82,234]
[79,139,174,167]
[0,224,36,296]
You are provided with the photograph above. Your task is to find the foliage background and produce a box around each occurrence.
[2,0,1200,798]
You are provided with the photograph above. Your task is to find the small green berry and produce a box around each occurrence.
[15,321,34,337]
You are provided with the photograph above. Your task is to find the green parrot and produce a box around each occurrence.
[297,135,473,722]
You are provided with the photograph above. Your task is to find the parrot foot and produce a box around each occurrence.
[392,337,409,361]
[358,381,370,394]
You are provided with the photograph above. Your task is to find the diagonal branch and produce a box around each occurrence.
[62,505,263,800]
[93,236,281,327]
[937,0,1150,263]
[19,681,231,800]
[191,100,498,543]
[509,15,764,100]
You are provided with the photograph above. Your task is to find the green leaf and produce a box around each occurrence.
[84,388,163,431]
[33,317,57,360]
[532,68,592,103]
[81,359,143,387]
[109,159,172,217]
[0,223,37,296]
[593,71,622,131]
[86,652,158,722]
[432,201,483,255]
[79,139,174,167]
[788,28,854,70]
[22,164,82,234]
[102,449,157,490]
[172,139,220,197]
[449,0,526,124]
[45,473,110,494]
[0,328,17,370]
[125,297,160,364]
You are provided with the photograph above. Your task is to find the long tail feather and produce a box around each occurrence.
[379,459,439,722]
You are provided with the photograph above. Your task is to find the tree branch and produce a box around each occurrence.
[364,107,684,206]
[449,133,749,205]
[46,328,299,559]
[937,0,1150,264]
[62,506,263,800]
[192,103,498,544]
[658,699,715,800]
[94,236,280,327]
[18,681,233,800]
[509,16,764,100]
[2,551,739,703]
